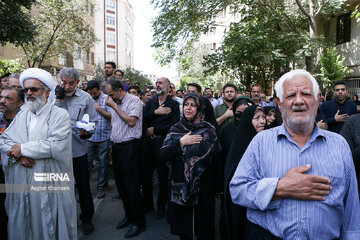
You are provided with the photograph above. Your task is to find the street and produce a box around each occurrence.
[77,163,177,240]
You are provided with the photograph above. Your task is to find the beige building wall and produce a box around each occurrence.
[0,1,96,83]
[94,0,135,71]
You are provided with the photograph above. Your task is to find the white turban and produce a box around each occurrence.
[19,68,55,91]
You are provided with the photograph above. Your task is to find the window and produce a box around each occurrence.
[107,50,116,62]
[106,32,116,44]
[86,50,90,63]
[106,16,115,26]
[91,52,95,65]
[336,12,351,44]
[212,43,217,50]
[106,0,115,9]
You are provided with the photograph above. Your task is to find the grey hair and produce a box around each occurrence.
[274,69,319,103]
[9,73,20,80]
[59,68,80,81]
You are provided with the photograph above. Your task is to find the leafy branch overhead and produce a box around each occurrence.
[0,0,36,45]
[21,0,97,68]
[151,0,350,75]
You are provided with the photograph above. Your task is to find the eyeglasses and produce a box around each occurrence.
[24,87,44,92]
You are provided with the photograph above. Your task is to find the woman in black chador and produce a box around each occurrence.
[224,105,267,240]
[160,93,221,240]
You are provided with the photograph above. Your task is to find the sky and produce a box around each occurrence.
[131,0,178,81]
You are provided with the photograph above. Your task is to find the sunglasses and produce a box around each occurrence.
[24,87,44,92]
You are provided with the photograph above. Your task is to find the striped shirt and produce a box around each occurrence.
[89,93,111,142]
[230,124,360,239]
[110,93,143,143]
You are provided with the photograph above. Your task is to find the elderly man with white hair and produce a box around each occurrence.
[229,69,360,240]
[0,68,77,239]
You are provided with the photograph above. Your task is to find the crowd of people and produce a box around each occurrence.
[0,65,359,240]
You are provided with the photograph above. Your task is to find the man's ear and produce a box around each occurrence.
[275,97,281,110]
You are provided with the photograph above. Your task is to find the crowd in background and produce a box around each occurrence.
[0,65,359,240]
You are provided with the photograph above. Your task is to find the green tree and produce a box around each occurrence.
[21,0,97,68]
[351,4,360,25]
[151,0,348,72]
[318,47,353,94]
[92,63,105,82]
[177,44,229,93]
[0,0,36,45]
[0,58,26,75]
[124,68,152,89]
[203,1,307,91]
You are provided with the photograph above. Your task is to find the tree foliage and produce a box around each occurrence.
[124,68,152,89]
[92,63,106,82]
[151,0,232,66]
[0,0,36,45]
[151,0,349,74]
[203,1,309,91]
[351,4,360,25]
[317,47,353,93]
[0,58,26,75]
[21,0,97,68]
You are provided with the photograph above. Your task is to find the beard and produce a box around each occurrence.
[157,87,167,95]
[25,93,47,113]
[224,96,235,102]
[282,105,316,133]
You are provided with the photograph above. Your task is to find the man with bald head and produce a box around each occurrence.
[230,69,360,239]
[0,68,77,239]
[142,77,179,218]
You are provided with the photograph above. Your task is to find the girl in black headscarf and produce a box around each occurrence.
[160,93,222,240]
[223,105,266,240]
[263,106,279,129]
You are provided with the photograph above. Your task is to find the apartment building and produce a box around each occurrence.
[94,0,135,70]
[0,0,96,83]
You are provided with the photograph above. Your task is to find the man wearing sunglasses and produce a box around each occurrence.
[0,68,77,239]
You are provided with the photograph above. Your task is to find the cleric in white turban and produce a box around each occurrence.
[19,68,55,91]
[0,68,77,239]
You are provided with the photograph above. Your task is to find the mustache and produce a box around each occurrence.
[292,105,307,111]
[26,94,36,99]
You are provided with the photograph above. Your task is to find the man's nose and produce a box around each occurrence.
[294,93,305,104]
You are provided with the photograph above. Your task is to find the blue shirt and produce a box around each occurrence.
[230,124,360,240]
[89,93,111,142]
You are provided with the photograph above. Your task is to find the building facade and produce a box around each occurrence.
[0,0,97,83]
[94,0,135,71]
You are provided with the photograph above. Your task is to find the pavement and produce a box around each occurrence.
[76,162,177,240]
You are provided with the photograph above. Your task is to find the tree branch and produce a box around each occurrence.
[258,0,298,33]
[38,16,67,68]
[315,0,325,16]
[294,0,311,19]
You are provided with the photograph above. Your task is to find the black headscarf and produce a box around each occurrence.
[263,106,279,129]
[231,96,255,128]
[223,105,264,239]
[161,93,221,203]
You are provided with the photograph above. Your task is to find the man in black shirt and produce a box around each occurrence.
[142,77,180,219]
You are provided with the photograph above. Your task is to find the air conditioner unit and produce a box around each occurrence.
[50,67,57,76]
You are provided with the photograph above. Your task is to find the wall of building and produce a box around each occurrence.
[94,0,135,71]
